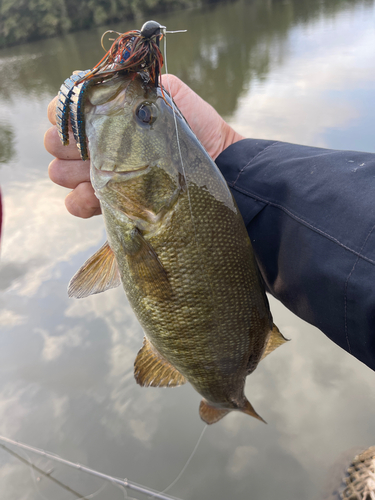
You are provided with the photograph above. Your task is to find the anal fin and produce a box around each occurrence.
[68,241,121,298]
[134,337,186,388]
[261,323,289,361]
[199,400,230,425]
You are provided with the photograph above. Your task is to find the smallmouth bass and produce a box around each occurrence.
[68,72,287,424]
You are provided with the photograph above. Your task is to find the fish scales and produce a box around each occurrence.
[109,184,267,394]
[69,73,287,424]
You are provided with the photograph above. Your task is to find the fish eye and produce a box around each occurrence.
[135,102,158,125]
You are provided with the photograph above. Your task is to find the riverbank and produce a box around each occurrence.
[0,0,217,48]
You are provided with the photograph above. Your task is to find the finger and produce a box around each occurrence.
[65,182,101,219]
[47,96,58,125]
[161,74,180,94]
[48,158,91,189]
[44,126,84,160]
[161,74,195,104]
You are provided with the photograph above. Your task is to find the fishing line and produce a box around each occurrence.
[162,32,197,244]
[162,32,219,328]
[21,448,54,500]
[0,435,182,500]
[161,425,207,494]
[115,482,138,500]
[76,483,108,500]
[4,444,108,500]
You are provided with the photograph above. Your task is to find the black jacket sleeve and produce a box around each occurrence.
[215,138,375,371]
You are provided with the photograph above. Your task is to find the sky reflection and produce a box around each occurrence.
[230,4,375,151]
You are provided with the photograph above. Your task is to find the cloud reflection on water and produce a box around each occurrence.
[1,179,104,296]
[230,6,375,150]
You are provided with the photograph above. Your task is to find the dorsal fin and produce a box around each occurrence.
[134,337,186,387]
[261,324,289,360]
[68,241,121,298]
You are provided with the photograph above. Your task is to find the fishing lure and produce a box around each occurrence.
[55,70,89,147]
[56,21,165,160]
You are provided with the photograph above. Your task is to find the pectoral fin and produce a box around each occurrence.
[134,337,186,387]
[68,241,121,298]
[261,324,289,360]
[125,228,172,299]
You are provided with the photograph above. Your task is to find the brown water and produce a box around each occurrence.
[1,0,375,499]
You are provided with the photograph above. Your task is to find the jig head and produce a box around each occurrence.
[56,21,185,160]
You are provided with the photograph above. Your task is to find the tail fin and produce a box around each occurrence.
[242,399,266,424]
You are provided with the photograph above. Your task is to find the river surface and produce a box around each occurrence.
[1,0,375,499]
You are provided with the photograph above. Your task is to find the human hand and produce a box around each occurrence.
[161,75,244,160]
[45,97,100,219]
[44,74,244,218]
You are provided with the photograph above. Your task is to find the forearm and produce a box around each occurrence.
[216,138,375,370]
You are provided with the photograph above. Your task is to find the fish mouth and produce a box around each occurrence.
[92,163,151,190]
[96,163,150,175]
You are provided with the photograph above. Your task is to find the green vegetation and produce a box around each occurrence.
[0,122,15,164]
[0,0,208,47]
